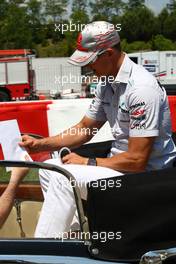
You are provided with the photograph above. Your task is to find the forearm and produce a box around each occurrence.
[96,151,147,173]
[0,183,17,227]
[0,168,29,227]
[33,123,93,152]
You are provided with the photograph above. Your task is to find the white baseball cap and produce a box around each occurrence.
[68,21,120,67]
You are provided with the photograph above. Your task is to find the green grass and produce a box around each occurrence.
[0,167,39,183]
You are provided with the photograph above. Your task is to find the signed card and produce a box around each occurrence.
[0,119,32,171]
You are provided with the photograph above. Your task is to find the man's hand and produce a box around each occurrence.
[19,135,40,153]
[62,152,88,165]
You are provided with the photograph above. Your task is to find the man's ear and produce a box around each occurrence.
[106,48,114,57]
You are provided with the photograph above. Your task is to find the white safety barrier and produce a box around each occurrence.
[47,99,114,143]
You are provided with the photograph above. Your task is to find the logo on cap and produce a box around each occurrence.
[77,33,89,52]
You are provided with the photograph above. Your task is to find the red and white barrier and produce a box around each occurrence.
[0,100,52,137]
[0,96,176,160]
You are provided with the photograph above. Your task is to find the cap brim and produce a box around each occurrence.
[68,49,98,67]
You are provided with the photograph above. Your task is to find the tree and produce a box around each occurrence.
[44,0,68,23]
[70,0,89,25]
[36,39,69,57]
[126,0,145,9]
[0,0,9,48]
[43,0,68,44]
[162,9,176,41]
[120,39,152,53]
[0,0,9,18]
[27,0,46,44]
[157,8,169,34]
[69,0,89,37]
[166,0,176,12]
[0,1,32,49]
[151,34,176,50]
[72,0,87,12]
[89,0,124,21]
[121,6,158,42]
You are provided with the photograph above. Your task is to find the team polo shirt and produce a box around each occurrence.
[86,54,176,170]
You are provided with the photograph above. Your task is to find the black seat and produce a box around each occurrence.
[86,167,176,262]
[72,140,113,158]
[172,132,176,145]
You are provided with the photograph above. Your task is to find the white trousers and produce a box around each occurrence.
[34,158,123,238]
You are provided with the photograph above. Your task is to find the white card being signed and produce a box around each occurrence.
[0,119,32,171]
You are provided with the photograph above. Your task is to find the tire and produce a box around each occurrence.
[0,90,10,102]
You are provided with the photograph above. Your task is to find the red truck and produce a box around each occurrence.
[0,49,37,101]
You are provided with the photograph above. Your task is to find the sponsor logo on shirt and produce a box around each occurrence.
[130,123,146,130]
[131,109,146,121]
[130,101,145,109]
[130,107,146,129]
[131,109,145,116]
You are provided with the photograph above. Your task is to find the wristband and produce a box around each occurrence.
[87,157,97,166]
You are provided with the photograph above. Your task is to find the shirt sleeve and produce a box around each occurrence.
[128,87,161,137]
[86,83,107,122]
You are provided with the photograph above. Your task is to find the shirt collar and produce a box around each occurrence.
[111,53,133,90]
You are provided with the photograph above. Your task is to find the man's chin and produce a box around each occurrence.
[96,73,104,78]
